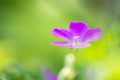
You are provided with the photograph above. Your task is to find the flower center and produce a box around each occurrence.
[72,36,81,47]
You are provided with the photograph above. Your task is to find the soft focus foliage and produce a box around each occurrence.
[0,0,120,80]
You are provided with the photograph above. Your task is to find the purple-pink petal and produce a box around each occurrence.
[70,21,89,37]
[42,68,57,80]
[52,28,72,41]
[82,28,102,42]
[51,41,68,46]
[69,43,91,49]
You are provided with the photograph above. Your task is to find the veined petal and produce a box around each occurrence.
[70,21,89,37]
[51,41,68,46]
[69,43,91,49]
[52,28,72,41]
[82,28,102,42]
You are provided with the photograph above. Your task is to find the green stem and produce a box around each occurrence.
[73,49,79,56]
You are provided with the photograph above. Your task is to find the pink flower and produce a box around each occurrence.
[51,21,102,49]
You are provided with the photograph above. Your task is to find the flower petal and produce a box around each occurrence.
[52,28,72,41]
[69,43,91,49]
[42,68,57,80]
[70,21,89,37]
[79,43,91,48]
[51,41,68,46]
[82,28,102,42]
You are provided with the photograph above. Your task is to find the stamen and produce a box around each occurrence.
[72,36,81,47]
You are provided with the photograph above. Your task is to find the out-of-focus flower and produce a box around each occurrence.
[85,67,97,79]
[51,21,102,49]
[42,68,57,80]
[41,54,76,80]
[58,53,76,80]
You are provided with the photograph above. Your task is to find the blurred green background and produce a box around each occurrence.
[0,0,120,80]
